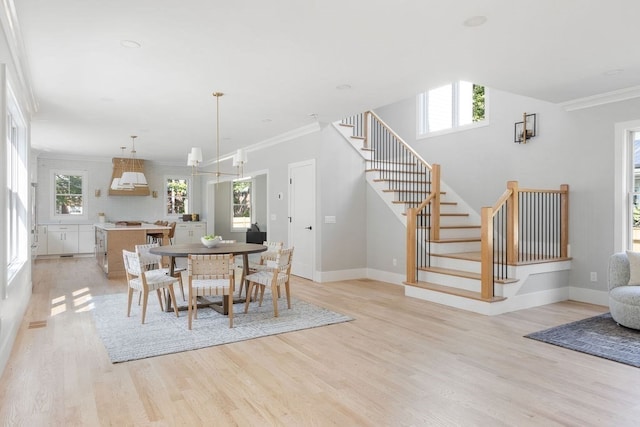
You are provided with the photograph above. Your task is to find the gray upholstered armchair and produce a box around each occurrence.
[608,252,640,329]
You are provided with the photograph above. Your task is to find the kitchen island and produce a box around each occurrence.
[95,223,171,278]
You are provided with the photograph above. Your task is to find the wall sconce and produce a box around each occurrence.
[514,113,537,144]
[152,190,158,198]
[95,189,101,197]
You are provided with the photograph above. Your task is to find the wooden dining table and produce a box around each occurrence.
[149,242,267,314]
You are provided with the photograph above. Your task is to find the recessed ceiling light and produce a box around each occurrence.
[336,84,351,90]
[120,40,141,48]
[604,68,624,76]
[463,16,487,27]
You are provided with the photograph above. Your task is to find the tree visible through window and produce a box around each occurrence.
[55,173,84,215]
[232,179,251,230]
[417,81,487,136]
[166,178,189,215]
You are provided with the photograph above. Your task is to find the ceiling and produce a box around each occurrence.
[13,0,640,164]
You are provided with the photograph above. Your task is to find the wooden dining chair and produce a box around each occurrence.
[187,254,235,329]
[122,250,180,324]
[237,241,283,298]
[244,247,294,318]
[135,243,185,301]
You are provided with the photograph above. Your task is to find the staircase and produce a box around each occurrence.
[334,111,572,315]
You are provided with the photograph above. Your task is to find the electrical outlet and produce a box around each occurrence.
[590,272,597,282]
[392,258,397,266]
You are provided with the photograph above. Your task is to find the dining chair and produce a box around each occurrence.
[135,243,185,301]
[243,247,294,318]
[237,241,283,298]
[187,253,235,329]
[122,249,180,324]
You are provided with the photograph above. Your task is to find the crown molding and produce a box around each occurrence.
[0,0,37,115]
[561,85,640,112]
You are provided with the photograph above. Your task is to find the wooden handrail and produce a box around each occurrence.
[365,110,433,172]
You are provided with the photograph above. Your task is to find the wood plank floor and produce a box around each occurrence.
[1,257,640,426]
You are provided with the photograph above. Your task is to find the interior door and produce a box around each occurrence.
[288,160,315,280]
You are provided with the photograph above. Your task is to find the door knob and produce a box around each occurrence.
[304,226,312,230]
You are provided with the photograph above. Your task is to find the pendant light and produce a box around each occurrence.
[119,135,148,187]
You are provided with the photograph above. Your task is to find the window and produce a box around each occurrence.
[166,177,190,216]
[232,178,251,230]
[417,81,487,137]
[53,172,86,216]
[6,86,27,270]
[631,131,640,250]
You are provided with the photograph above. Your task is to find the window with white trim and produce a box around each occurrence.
[417,81,487,137]
[52,170,88,218]
[165,176,191,216]
[232,178,252,231]
[7,85,27,270]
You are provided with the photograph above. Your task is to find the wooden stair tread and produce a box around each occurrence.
[366,169,426,175]
[419,225,480,230]
[351,136,365,140]
[404,281,506,302]
[402,212,468,217]
[392,200,456,205]
[431,237,480,243]
[338,123,354,128]
[382,188,434,193]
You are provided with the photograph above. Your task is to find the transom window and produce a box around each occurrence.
[52,170,87,217]
[232,178,251,231]
[417,81,487,137]
[165,177,191,216]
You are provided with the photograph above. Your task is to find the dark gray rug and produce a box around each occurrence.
[525,313,640,368]
[91,293,352,363]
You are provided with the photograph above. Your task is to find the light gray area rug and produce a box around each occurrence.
[525,313,640,368]
[91,293,352,363]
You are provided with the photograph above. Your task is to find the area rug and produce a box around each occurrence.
[525,313,640,368]
[91,293,352,363]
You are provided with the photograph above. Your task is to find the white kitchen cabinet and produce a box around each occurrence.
[47,224,79,254]
[78,225,95,253]
[35,225,48,255]
[173,222,206,244]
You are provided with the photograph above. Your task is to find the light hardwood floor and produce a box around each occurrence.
[1,257,639,426]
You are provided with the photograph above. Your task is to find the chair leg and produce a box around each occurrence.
[285,281,291,309]
[156,289,163,308]
[167,285,179,318]
[177,274,185,301]
[258,285,265,306]
[244,281,255,314]
[228,292,234,328]
[141,291,149,324]
[188,294,193,330]
[127,287,134,317]
[271,282,279,317]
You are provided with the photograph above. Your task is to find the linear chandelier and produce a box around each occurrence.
[188,92,247,180]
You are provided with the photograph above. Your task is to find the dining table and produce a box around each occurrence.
[149,242,268,314]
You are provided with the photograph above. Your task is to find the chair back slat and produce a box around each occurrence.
[122,250,142,276]
[135,243,162,268]
[188,254,234,279]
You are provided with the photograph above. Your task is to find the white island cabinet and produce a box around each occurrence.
[173,222,206,244]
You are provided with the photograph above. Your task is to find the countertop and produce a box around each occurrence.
[94,223,170,231]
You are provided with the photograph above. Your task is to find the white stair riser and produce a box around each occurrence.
[417,271,480,292]
[430,256,480,271]
[427,241,480,254]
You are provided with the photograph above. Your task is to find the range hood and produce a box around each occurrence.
[108,157,150,196]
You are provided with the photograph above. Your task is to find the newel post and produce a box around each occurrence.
[431,164,441,241]
[560,184,569,258]
[364,111,370,149]
[506,181,519,265]
[480,206,494,299]
[406,207,417,284]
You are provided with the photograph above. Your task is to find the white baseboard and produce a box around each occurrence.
[315,268,368,283]
[365,269,405,286]
[568,287,609,307]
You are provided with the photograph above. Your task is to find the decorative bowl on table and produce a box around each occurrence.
[201,235,222,248]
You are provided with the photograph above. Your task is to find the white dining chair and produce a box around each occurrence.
[187,253,235,329]
[122,249,180,324]
[244,247,294,318]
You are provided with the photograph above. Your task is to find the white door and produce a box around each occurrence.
[288,160,315,280]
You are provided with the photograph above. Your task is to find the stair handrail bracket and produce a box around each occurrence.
[481,181,570,299]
